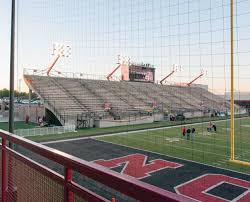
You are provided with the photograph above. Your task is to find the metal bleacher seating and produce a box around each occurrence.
[24,74,232,125]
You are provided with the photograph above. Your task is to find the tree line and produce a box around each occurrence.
[0,88,37,100]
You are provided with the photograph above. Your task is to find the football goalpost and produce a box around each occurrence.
[230,0,250,167]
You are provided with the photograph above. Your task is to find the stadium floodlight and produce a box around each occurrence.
[47,42,72,76]
[173,64,182,72]
[117,55,131,65]
[160,64,180,85]
[117,54,121,64]
[52,42,72,57]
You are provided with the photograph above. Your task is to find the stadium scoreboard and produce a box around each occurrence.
[121,63,155,83]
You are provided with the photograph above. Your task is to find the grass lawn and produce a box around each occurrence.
[27,116,245,142]
[0,121,37,131]
[96,117,250,174]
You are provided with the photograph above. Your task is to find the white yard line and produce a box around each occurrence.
[42,117,247,144]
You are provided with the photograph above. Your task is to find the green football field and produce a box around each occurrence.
[0,121,37,131]
[27,115,244,142]
[97,117,250,174]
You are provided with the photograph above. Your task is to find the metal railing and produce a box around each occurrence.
[14,125,76,137]
[0,129,191,202]
[23,68,120,81]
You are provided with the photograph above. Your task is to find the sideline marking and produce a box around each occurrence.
[165,137,180,142]
[242,125,250,128]
[198,131,214,136]
[222,128,231,131]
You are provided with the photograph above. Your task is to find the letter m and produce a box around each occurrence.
[93,153,183,179]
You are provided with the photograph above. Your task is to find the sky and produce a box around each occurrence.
[0,1,11,90]
[1,0,250,94]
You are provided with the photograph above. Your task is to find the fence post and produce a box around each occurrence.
[2,138,7,202]
[64,167,73,202]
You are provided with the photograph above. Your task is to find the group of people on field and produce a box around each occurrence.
[181,121,217,140]
[181,127,195,140]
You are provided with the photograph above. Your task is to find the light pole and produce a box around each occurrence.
[9,0,16,145]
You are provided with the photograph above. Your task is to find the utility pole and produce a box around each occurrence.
[9,0,16,148]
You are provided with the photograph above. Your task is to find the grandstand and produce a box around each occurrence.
[23,70,236,128]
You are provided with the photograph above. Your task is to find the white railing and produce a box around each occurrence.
[14,124,76,137]
[23,68,120,81]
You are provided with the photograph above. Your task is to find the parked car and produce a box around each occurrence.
[176,114,185,121]
[31,100,42,105]
[218,112,226,117]
[19,99,30,104]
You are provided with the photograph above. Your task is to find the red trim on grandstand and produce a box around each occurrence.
[0,129,191,202]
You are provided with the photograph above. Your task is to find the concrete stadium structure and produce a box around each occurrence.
[24,72,239,128]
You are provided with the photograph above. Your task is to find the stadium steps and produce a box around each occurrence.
[50,77,90,112]
[128,82,160,106]
[190,87,225,111]
[24,75,69,123]
[56,77,105,113]
[142,83,174,109]
[105,81,150,111]
[94,80,135,111]
[170,86,202,110]
[29,75,89,118]
[157,85,198,111]
[78,79,106,109]
[118,82,151,109]
[77,79,138,117]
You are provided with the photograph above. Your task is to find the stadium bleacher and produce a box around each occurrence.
[24,74,234,127]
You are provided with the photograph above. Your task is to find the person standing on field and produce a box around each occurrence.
[186,128,191,140]
[212,124,217,132]
[182,126,186,137]
[207,121,213,132]
[191,127,196,141]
